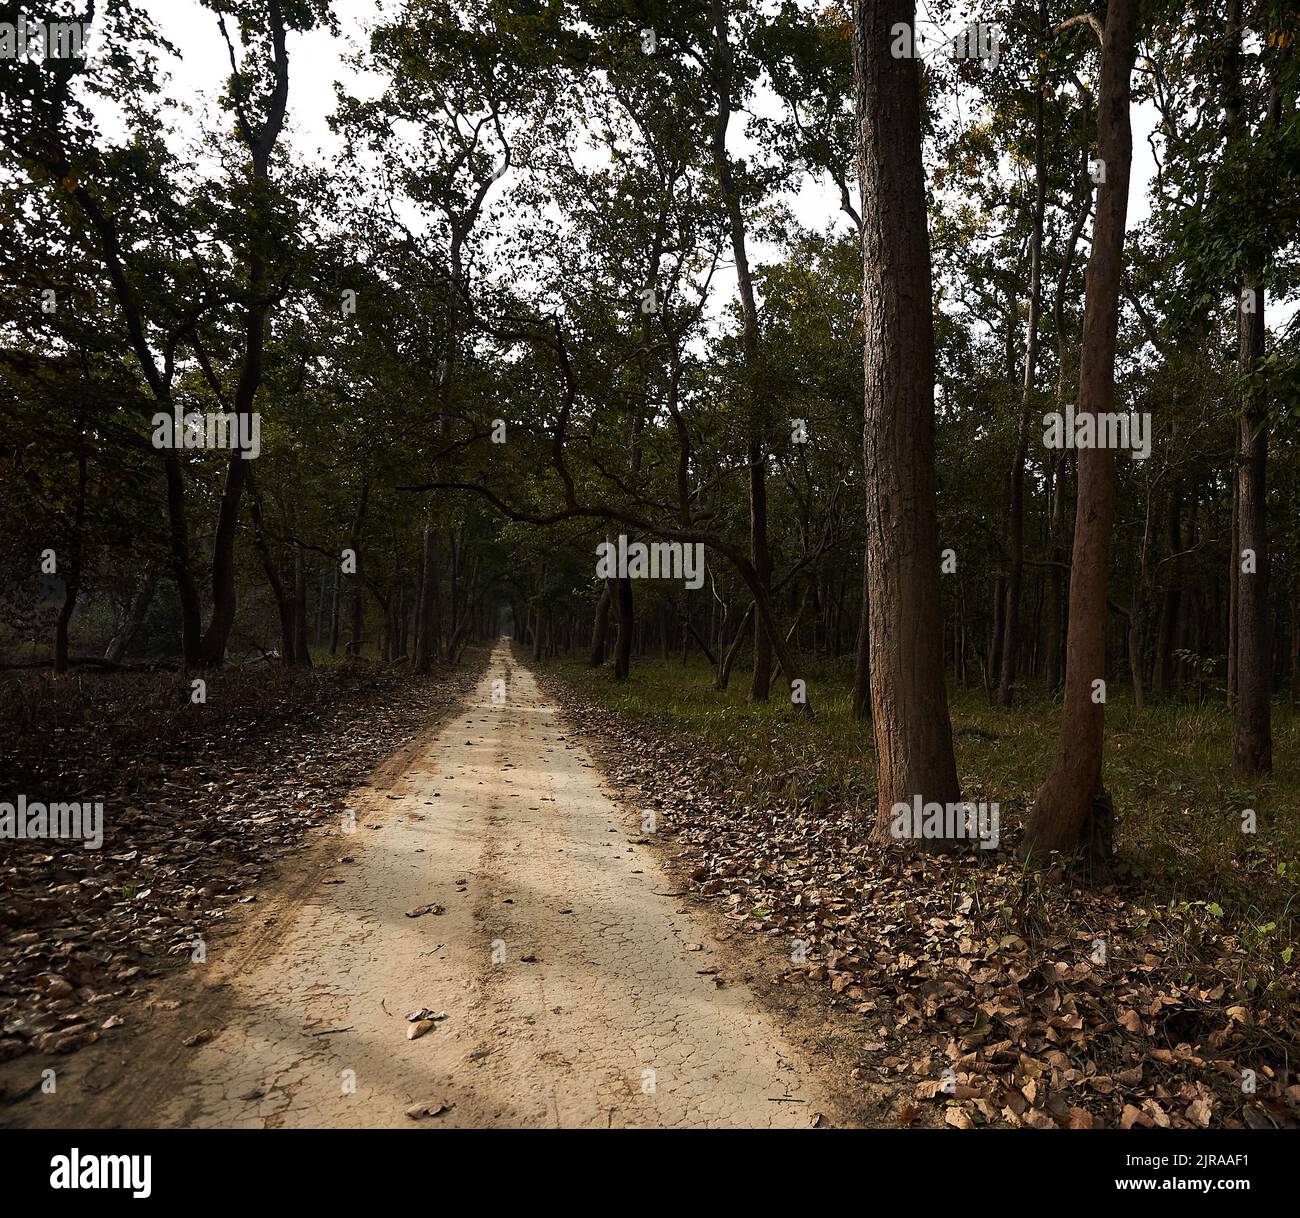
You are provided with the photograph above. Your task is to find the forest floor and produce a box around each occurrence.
[5,641,1296,1130]
[541,654,1300,1131]
[1,645,862,1128]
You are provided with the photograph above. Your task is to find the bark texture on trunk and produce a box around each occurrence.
[854,0,961,838]
[1026,0,1138,865]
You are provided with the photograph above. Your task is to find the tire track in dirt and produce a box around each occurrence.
[13,644,842,1128]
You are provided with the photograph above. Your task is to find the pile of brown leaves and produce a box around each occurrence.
[0,653,487,1074]
[549,678,1299,1130]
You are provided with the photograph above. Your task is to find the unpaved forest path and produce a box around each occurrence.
[28,645,838,1128]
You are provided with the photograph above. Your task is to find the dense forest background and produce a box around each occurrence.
[3,0,1300,1132]
[4,0,1298,728]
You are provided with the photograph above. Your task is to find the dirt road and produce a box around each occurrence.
[16,645,838,1128]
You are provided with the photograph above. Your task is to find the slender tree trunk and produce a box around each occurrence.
[246,476,295,663]
[1228,477,1239,705]
[1153,483,1181,694]
[613,576,634,680]
[346,480,370,658]
[1043,150,1094,696]
[1025,0,1138,865]
[711,0,773,703]
[1234,269,1272,771]
[986,576,1005,696]
[197,9,290,667]
[293,543,311,666]
[851,553,871,720]
[998,1,1048,707]
[53,450,87,674]
[163,453,203,667]
[853,0,961,839]
[589,579,612,666]
[413,524,439,674]
[716,602,752,691]
[201,450,252,667]
[329,565,341,655]
[1290,592,1300,705]
[747,443,773,702]
[105,559,159,666]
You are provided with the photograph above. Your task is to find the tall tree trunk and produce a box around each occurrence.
[1233,271,1272,771]
[1043,149,1094,695]
[853,0,961,839]
[748,443,773,702]
[1025,0,1138,865]
[998,0,1048,707]
[711,0,773,703]
[197,5,290,667]
[1226,0,1276,772]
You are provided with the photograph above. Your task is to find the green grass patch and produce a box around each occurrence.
[549,652,1299,981]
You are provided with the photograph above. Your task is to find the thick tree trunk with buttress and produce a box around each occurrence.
[854,0,961,839]
[1025,0,1138,865]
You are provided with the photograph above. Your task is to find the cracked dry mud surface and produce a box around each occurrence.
[19,645,844,1129]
